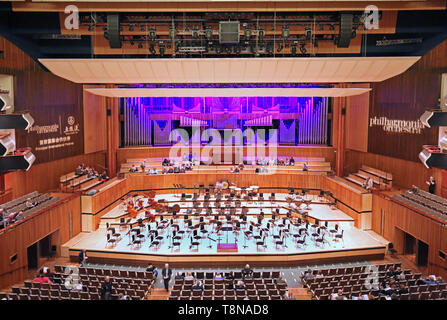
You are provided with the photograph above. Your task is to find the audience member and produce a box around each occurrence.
[426,176,436,194]
[235,280,246,290]
[100,276,113,300]
[241,264,253,279]
[162,263,172,292]
[146,262,158,277]
[191,280,203,291]
[184,272,195,281]
[78,249,88,267]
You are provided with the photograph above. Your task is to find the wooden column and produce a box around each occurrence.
[333,86,347,177]
[105,87,120,178]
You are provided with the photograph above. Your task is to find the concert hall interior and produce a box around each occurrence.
[1,0,447,302]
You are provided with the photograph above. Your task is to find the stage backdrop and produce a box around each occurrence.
[367,40,447,162]
[14,71,84,164]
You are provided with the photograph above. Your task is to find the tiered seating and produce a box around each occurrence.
[393,190,447,223]
[168,271,287,300]
[60,166,107,193]
[302,262,446,300]
[119,156,332,175]
[345,165,393,190]
[1,265,155,300]
[0,191,60,225]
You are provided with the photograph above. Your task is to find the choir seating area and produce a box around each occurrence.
[168,270,287,300]
[393,190,447,223]
[59,168,105,193]
[345,165,393,190]
[0,191,60,223]
[119,157,332,175]
[2,265,155,300]
[303,261,446,300]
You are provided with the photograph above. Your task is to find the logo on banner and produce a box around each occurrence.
[369,116,424,134]
[64,115,80,135]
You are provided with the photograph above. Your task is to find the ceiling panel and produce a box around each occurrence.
[39,56,420,84]
[84,87,372,98]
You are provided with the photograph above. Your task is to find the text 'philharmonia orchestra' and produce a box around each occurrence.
[369,116,425,134]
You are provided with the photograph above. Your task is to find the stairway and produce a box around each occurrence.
[147,288,170,300]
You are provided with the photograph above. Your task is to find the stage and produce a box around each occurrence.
[66,192,387,267]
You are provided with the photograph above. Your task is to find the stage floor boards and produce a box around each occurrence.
[68,194,384,266]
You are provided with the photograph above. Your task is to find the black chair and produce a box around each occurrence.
[106,233,116,248]
[190,237,200,250]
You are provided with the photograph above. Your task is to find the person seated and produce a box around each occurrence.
[302,162,308,171]
[75,165,83,176]
[7,211,22,224]
[42,267,55,283]
[25,197,36,209]
[235,280,246,290]
[129,165,137,173]
[179,165,186,174]
[146,262,158,277]
[100,171,109,181]
[301,269,315,282]
[289,157,295,166]
[191,280,203,291]
[436,276,445,284]
[398,283,408,295]
[332,289,347,300]
[168,167,174,174]
[383,283,399,296]
[174,272,184,281]
[420,275,437,285]
[238,163,245,170]
[162,158,169,166]
[33,272,53,284]
[162,168,167,175]
[173,166,180,174]
[275,275,287,286]
[226,281,235,290]
[241,264,253,279]
[214,273,223,280]
[225,271,234,281]
[184,272,195,281]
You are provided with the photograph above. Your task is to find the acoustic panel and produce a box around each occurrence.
[39,57,420,84]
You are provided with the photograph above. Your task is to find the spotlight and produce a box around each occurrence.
[329,24,335,31]
[169,26,176,40]
[291,44,297,56]
[138,43,143,49]
[129,25,134,32]
[245,26,251,38]
[305,27,312,40]
[277,42,283,52]
[149,43,156,55]
[140,25,145,32]
[281,25,290,38]
[159,43,165,56]
[149,27,156,40]
[205,27,213,40]
[258,28,264,41]
[192,28,200,39]
[88,25,94,32]
[300,43,307,54]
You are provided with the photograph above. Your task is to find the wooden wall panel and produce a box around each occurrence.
[368,40,447,162]
[4,151,106,199]
[346,83,369,152]
[344,150,443,195]
[0,194,81,288]
[83,85,107,155]
[372,193,447,279]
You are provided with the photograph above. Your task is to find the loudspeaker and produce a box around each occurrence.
[337,13,353,48]
[106,14,121,48]
[219,21,240,44]
[0,93,12,112]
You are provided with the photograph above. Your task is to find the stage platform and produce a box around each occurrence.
[66,193,386,267]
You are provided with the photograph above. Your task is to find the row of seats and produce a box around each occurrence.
[393,194,447,223]
[0,191,39,211]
